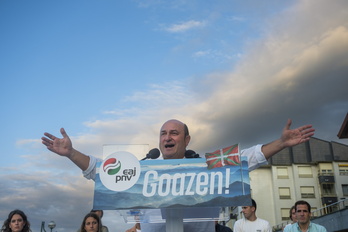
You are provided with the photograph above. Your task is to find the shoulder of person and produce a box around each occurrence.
[284,222,297,231]
[257,217,270,224]
[234,218,243,225]
[311,222,327,231]
[102,226,109,232]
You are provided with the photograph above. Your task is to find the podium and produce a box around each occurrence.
[94,145,251,232]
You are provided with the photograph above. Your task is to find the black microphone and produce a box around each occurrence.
[141,148,160,160]
[185,150,200,158]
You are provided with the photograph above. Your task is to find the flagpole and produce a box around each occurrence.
[239,144,245,195]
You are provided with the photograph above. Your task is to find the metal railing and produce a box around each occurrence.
[311,198,347,218]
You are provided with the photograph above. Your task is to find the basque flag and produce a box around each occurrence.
[205,144,240,170]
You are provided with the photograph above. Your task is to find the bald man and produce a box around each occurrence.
[42,119,314,232]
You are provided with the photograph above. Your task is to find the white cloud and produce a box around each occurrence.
[165,20,206,33]
[192,50,211,58]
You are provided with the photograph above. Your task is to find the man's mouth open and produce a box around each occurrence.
[165,144,175,148]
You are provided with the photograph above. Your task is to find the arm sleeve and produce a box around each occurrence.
[82,155,102,181]
[240,144,268,172]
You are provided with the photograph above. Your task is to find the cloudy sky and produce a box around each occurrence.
[1,0,348,231]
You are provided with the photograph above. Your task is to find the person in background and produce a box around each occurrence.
[90,210,108,232]
[1,209,31,232]
[78,210,108,232]
[283,206,297,231]
[42,118,315,232]
[283,200,327,232]
[233,199,272,232]
[79,212,101,232]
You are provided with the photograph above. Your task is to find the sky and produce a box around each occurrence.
[1,0,348,231]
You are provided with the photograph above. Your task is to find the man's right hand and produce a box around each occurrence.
[125,223,140,232]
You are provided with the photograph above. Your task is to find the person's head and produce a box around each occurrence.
[241,199,257,221]
[90,210,103,219]
[159,119,191,159]
[294,200,311,226]
[1,209,30,232]
[289,205,297,223]
[80,213,100,232]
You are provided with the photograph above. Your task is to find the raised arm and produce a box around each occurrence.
[41,128,90,171]
[262,119,315,160]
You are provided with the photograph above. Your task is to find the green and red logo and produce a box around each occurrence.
[103,158,121,175]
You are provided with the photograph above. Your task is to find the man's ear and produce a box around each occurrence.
[185,135,191,146]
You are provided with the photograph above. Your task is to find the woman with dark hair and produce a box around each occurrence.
[1,209,31,232]
[79,212,101,232]
[77,210,108,232]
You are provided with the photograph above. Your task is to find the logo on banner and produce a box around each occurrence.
[103,158,122,175]
[99,151,141,191]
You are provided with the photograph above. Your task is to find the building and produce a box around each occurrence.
[338,113,348,139]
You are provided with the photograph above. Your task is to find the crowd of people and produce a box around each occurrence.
[1,200,328,232]
[2,118,328,231]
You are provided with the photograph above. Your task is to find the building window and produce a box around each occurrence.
[319,163,333,175]
[279,187,291,199]
[339,165,348,176]
[277,167,289,179]
[281,208,290,221]
[342,185,348,196]
[298,166,313,178]
[320,169,333,175]
[300,186,315,198]
[322,184,335,196]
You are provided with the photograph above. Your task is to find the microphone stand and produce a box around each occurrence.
[166,208,184,232]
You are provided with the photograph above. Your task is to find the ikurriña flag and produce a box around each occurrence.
[205,144,240,169]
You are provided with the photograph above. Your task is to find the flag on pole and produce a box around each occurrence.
[205,144,240,169]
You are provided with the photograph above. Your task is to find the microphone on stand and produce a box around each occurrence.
[185,150,200,158]
[141,148,160,160]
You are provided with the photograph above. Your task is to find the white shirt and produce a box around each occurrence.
[233,218,272,232]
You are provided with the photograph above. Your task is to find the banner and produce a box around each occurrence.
[93,145,251,210]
